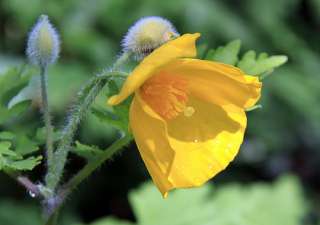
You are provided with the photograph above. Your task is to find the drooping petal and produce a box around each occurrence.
[165,97,246,188]
[130,93,246,197]
[157,58,261,110]
[130,94,175,196]
[108,33,200,106]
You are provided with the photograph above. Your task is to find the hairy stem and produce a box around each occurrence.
[61,134,132,198]
[44,134,132,221]
[45,77,104,191]
[112,51,131,71]
[40,66,54,170]
[45,71,126,192]
[5,170,41,198]
[43,52,131,224]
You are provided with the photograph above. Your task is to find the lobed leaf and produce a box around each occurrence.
[72,141,104,161]
[85,175,308,225]
[237,51,288,76]
[0,141,42,171]
[205,40,288,78]
[205,40,241,65]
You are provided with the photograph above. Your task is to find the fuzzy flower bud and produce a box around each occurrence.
[122,16,179,60]
[26,15,60,67]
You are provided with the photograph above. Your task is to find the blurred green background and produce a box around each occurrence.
[0,0,320,224]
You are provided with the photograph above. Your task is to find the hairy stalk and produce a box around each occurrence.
[45,134,132,221]
[45,77,106,191]
[45,52,131,192]
[40,66,54,170]
[112,51,131,71]
[62,134,132,197]
[45,74,128,191]
[43,53,131,224]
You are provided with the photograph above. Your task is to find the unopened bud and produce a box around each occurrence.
[26,15,60,67]
[122,16,179,60]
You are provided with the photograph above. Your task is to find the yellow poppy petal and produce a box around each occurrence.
[130,93,246,197]
[130,94,175,197]
[165,97,246,188]
[157,58,261,110]
[108,33,200,106]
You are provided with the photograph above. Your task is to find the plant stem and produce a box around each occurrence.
[43,52,131,224]
[40,66,54,170]
[61,134,132,197]
[45,77,104,191]
[5,170,41,198]
[45,71,126,192]
[44,134,132,221]
[112,51,131,71]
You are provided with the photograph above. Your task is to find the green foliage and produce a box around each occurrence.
[238,51,288,78]
[205,40,241,65]
[0,200,43,225]
[8,75,40,109]
[205,40,288,77]
[0,67,43,171]
[92,77,131,134]
[0,140,41,171]
[90,218,134,225]
[0,199,80,225]
[34,127,61,144]
[72,141,104,161]
[0,67,32,125]
[85,175,308,225]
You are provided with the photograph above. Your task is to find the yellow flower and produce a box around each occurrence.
[108,33,262,197]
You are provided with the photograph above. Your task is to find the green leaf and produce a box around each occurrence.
[91,106,127,132]
[204,40,287,79]
[90,217,134,225]
[0,142,19,158]
[72,141,103,161]
[92,77,131,134]
[205,40,241,65]
[237,51,288,76]
[8,75,40,109]
[0,139,41,171]
[7,155,42,170]
[130,181,214,225]
[0,200,43,225]
[87,175,308,225]
[0,67,33,125]
[0,131,15,140]
[0,198,80,225]
[14,134,39,155]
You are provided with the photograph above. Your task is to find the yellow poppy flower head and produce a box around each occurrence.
[109,33,262,198]
[122,16,179,60]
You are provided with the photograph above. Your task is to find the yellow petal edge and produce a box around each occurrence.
[107,33,201,106]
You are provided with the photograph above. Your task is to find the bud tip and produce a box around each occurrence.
[26,14,60,67]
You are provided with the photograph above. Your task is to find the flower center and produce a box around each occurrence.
[140,73,189,120]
